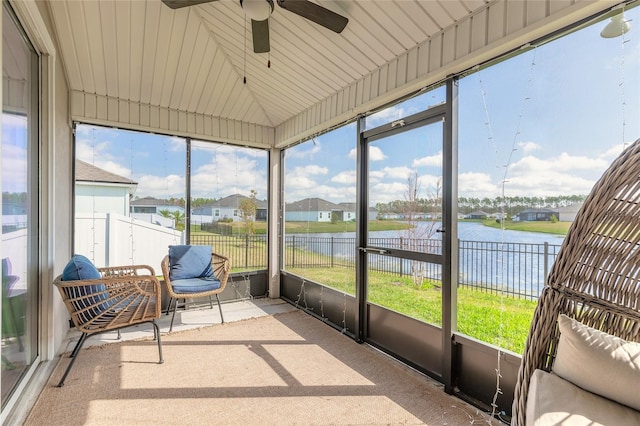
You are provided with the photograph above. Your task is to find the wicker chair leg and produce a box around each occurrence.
[69,333,87,358]
[216,294,224,324]
[152,320,164,364]
[169,298,184,332]
[169,302,177,332]
[58,332,88,387]
[209,295,214,309]
[165,297,173,315]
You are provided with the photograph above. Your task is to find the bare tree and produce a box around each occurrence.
[401,170,441,287]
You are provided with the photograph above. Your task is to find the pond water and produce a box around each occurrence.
[290,221,565,245]
[287,221,565,297]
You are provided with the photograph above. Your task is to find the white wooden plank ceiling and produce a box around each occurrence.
[48,0,484,129]
[46,0,622,146]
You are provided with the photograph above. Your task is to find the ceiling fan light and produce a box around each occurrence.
[600,14,631,38]
[242,0,272,21]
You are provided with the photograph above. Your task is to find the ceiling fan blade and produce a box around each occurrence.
[161,0,218,10]
[252,19,270,53]
[276,0,348,33]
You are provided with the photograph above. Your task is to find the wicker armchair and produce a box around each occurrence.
[161,245,230,332]
[512,138,640,425]
[54,263,163,387]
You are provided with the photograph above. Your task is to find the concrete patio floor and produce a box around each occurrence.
[60,297,297,353]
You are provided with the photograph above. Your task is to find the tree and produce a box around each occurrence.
[239,190,258,235]
[401,170,441,287]
[170,210,185,227]
[158,209,185,228]
[158,209,172,219]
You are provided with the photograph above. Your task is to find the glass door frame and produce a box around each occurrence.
[355,79,458,391]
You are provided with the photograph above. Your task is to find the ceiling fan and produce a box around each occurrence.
[161,0,349,54]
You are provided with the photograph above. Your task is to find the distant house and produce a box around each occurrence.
[556,202,583,222]
[285,198,345,222]
[130,196,184,215]
[465,211,489,220]
[130,196,184,227]
[517,208,560,222]
[335,202,362,221]
[191,194,267,224]
[75,160,137,216]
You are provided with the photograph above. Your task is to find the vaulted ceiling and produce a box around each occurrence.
[46,0,620,148]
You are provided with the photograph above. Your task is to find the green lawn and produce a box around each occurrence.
[481,219,571,235]
[286,266,535,354]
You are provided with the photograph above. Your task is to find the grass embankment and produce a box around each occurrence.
[481,219,571,236]
[286,266,535,354]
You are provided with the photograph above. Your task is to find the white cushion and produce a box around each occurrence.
[526,369,640,426]
[553,314,640,411]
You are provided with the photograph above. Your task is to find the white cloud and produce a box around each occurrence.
[417,174,442,195]
[75,138,134,179]
[509,152,609,175]
[459,172,498,198]
[348,146,386,161]
[381,166,412,179]
[365,106,405,128]
[287,141,321,159]
[494,150,617,197]
[331,170,356,185]
[517,141,540,154]
[190,151,266,198]
[413,151,442,168]
[502,173,599,197]
[600,144,626,161]
[370,146,386,161]
[284,166,324,191]
[303,165,329,175]
[369,181,407,203]
[135,174,185,198]
[369,170,385,184]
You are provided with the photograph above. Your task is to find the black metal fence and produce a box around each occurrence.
[190,234,562,300]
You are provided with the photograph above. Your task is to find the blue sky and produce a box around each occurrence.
[66,7,640,206]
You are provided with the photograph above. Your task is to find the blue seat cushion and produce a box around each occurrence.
[61,254,114,315]
[171,277,221,294]
[168,245,213,280]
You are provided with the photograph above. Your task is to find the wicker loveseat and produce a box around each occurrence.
[511,139,640,425]
[54,256,163,386]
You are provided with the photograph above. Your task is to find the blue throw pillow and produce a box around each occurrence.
[62,254,101,280]
[61,255,113,316]
[168,245,213,280]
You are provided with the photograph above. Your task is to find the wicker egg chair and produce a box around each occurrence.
[511,138,640,425]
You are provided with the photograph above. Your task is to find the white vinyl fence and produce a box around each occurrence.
[75,213,184,275]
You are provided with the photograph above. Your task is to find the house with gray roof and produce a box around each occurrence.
[191,194,267,224]
[130,196,184,227]
[517,208,560,222]
[75,160,138,216]
[556,202,583,222]
[130,196,184,215]
[285,198,346,222]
